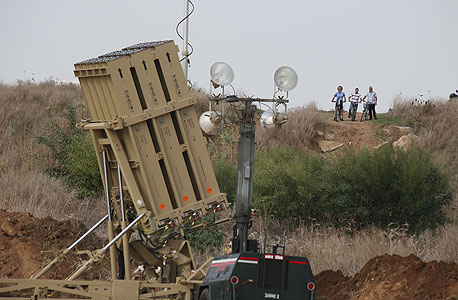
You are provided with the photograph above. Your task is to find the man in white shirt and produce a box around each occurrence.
[348,87,363,121]
[362,86,378,120]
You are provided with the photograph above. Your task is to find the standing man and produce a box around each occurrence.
[348,87,363,121]
[363,86,377,120]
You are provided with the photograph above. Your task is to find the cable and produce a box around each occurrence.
[229,84,236,95]
[176,0,195,63]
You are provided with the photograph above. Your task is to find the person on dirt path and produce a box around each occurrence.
[331,85,346,121]
[363,86,377,120]
[348,87,362,121]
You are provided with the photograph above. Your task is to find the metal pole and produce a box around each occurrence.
[263,229,267,254]
[102,150,117,280]
[103,213,145,251]
[181,0,190,80]
[232,101,256,253]
[30,214,108,279]
[69,215,109,250]
[117,163,125,222]
[117,163,131,279]
[103,151,111,221]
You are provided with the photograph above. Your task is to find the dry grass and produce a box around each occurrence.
[191,87,211,117]
[0,80,84,168]
[270,223,458,276]
[0,168,104,222]
[0,80,104,225]
[196,217,458,276]
[256,103,324,151]
[391,97,457,167]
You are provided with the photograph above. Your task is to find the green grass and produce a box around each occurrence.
[371,113,404,126]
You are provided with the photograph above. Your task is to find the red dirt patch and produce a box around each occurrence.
[0,210,108,280]
[316,254,458,300]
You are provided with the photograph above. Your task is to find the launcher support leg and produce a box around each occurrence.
[117,163,131,279]
[107,221,117,279]
[121,220,131,279]
[103,150,118,280]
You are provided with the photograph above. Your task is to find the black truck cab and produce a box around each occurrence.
[200,252,316,300]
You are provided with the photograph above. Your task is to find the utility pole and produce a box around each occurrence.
[181,0,190,81]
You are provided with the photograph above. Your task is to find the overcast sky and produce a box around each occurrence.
[1,0,457,112]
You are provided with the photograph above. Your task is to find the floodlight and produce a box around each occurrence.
[210,62,234,86]
[260,111,277,133]
[274,66,298,91]
[199,111,224,135]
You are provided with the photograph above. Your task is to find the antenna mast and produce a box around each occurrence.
[181,0,190,80]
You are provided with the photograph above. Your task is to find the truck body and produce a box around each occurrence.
[202,253,316,300]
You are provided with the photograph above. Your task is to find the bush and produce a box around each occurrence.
[253,145,452,233]
[186,217,225,252]
[35,101,103,198]
[213,159,237,204]
[253,147,324,221]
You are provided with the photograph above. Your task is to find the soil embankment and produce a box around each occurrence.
[316,254,458,300]
[0,210,107,280]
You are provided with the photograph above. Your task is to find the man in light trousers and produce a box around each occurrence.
[363,86,377,120]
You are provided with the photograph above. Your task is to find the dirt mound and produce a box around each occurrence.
[0,210,107,280]
[316,254,458,300]
[314,113,402,152]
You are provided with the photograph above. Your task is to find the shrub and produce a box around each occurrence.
[253,145,452,233]
[213,159,237,205]
[186,218,225,252]
[253,147,325,222]
[35,101,103,198]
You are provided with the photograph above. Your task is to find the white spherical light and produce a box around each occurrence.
[210,62,234,86]
[274,66,298,91]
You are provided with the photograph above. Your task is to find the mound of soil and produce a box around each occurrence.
[314,114,402,153]
[316,254,458,300]
[0,210,107,280]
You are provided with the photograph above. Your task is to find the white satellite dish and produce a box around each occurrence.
[274,66,298,91]
[210,62,234,86]
[199,111,224,135]
[260,111,278,134]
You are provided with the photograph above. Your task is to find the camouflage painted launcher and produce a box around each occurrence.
[74,41,227,236]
